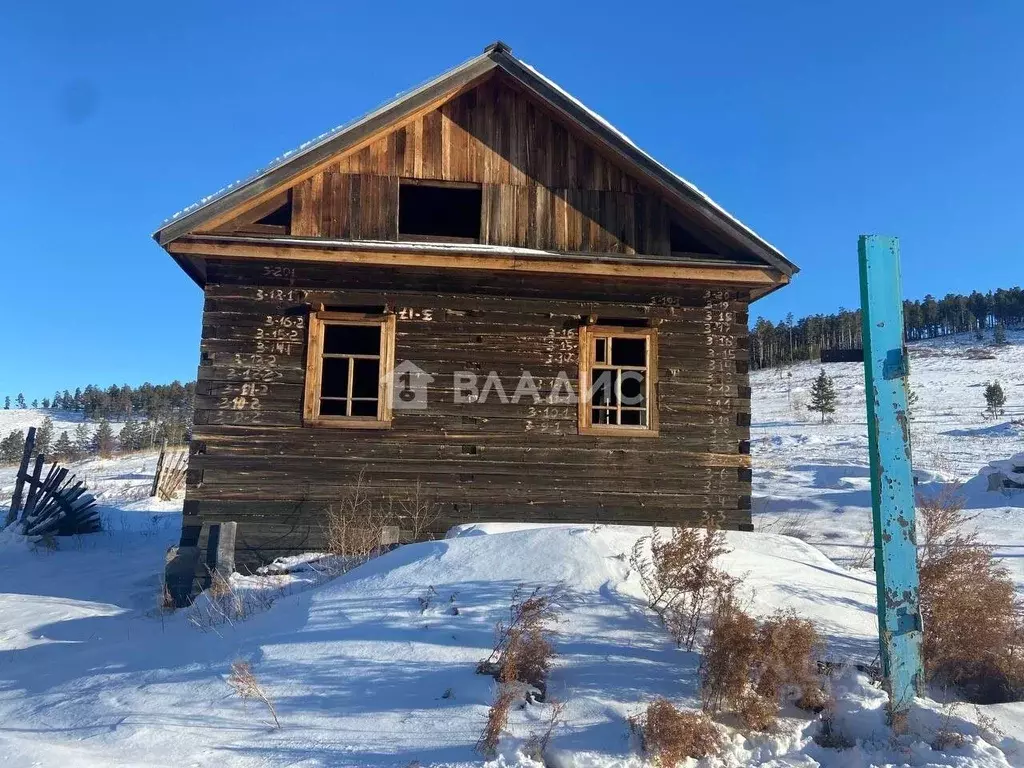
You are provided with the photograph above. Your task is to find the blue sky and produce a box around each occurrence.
[2,2,1021,401]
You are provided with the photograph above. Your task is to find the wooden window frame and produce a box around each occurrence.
[577,324,659,437]
[303,311,396,429]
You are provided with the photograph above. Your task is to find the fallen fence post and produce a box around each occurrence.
[858,234,924,733]
[151,440,168,497]
[6,427,36,526]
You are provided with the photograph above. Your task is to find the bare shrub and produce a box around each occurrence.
[324,472,442,566]
[523,699,566,762]
[736,692,779,731]
[701,603,826,731]
[476,682,517,757]
[226,660,280,729]
[478,586,558,696]
[700,601,760,715]
[324,470,394,563]
[814,701,853,750]
[399,479,441,540]
[630,698,721,765]
[755,611,827,711]
[917,485,1024,702]
[631,515,738,651]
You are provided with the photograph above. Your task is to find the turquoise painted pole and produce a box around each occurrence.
[858,235,924,733]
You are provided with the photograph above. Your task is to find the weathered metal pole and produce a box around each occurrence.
[858,235,924,733]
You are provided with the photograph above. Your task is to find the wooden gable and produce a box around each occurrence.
[204,74,734,260]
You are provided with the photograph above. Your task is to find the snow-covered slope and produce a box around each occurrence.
[753,330,1024,585]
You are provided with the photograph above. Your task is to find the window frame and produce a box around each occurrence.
[303,311,396,429]
[577,324,659,437]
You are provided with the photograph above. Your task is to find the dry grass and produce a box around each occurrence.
[226,660,280,729]
[476,682,517,757]
[187,571,276,632]
[478,585,558,696]
[630,698,722,765]
[700,601,826,731]
[631,514,738,651]
[917,485,1024,703]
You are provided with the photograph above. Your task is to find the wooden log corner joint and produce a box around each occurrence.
[152,41,798,594]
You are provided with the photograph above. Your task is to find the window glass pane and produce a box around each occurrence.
[590,369,617,406]
[320,398,349,416]
[619,369,646,405]
[324,324,381,355]
[611,337,646,366]
[351,399,378,417]
[352,358,381,398]
[621,409,644,426]
[592,408,615,425]
[321,357,350,398]
[594,337,607,364]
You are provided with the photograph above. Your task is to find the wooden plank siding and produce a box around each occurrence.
[275,74,703,258]
[185,259,753,569]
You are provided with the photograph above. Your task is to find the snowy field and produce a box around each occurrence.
[752,330,1024,586]
[0,330,1022,766]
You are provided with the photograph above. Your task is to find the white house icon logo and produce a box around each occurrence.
[390,360,434,410]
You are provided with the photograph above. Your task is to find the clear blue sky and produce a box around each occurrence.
[2,2,1021,401]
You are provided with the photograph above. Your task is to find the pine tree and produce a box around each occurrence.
[61,390,72,410]
[52,431,74,461]
[52,391,60,409]
[73,388,83,411]
[42,398,50,409]
[92,419,116,457]
[984,381,1006,419]
[993,323,1008,345]
[119,417,139,453]
[3,396,8,410]
[0,430,26,464]
[36,416,54,457]
[808,369,838,423]
[31,399,38,408]
[73,423,92,459]
[16,393,26,409]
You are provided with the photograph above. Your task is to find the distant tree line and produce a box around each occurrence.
[2,381,194,420]
[752,286,1023,370]
[0,381,194,465]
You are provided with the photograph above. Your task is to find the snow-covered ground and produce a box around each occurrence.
[0,330,1022,766]
[752,330,1024,586]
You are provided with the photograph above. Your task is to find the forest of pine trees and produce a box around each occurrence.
[751,285,1023,370]
[0,381,195,465]
[1,381,194,420]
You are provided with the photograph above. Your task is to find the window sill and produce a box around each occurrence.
[579,426,660,438]
[304,417,393,430]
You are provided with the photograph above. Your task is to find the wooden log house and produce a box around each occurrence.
[154,42,798,571]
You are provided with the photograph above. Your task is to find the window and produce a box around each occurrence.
[398,180,482,242]
[303,311,396,428]
[578,325,658,436]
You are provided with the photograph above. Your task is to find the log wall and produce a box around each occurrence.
[184,259,752,569]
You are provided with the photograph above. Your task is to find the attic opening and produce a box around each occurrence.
[669,219,718,256]
[222,191,292,236]
[399,180,482,242]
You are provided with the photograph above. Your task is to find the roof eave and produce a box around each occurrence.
[153,51,500,246]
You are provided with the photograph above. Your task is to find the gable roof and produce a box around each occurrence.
[154,42,797,278]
